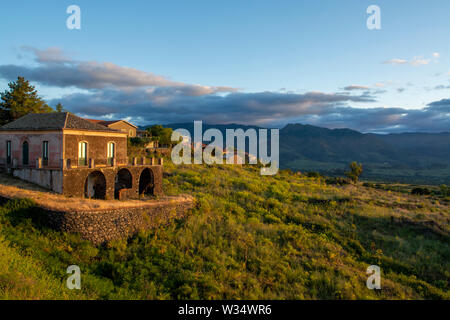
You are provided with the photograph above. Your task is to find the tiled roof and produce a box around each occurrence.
[86,119,120,126]
[86,119,138,128]
[0,112,122,132]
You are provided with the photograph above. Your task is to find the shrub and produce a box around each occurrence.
[306,171,322,178]
[326,177,350,186]
[345,162,363,183]
[411,187,431,196]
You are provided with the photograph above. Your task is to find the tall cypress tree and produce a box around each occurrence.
[0,76,53,125]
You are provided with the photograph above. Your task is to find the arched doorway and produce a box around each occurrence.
[114,168,132,199]
[84,171,107,199]
[139,168,154,196]
[22,141,29,166]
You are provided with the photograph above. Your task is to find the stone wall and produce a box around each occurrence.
[0,194,194,244]
[12,168,63,193]
[45,197,195,244]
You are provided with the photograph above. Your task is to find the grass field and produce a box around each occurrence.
[0,161,449,299]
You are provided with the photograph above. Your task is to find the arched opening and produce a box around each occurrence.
[114,168,132,199]
[84,171,107,199]
[22,141,29,166]
[139,168,154,196]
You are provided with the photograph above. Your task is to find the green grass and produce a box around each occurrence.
[0,162,449,300]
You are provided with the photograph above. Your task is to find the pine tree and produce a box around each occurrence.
[55,102,64,112]
[0,76,53,125]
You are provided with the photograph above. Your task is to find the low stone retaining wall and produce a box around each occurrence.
[0,195,195,244]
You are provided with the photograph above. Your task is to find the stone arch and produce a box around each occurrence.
[84,171,107,199]
[114,168,133,199]
[139,168,154,196]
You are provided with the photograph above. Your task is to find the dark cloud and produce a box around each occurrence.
[48,88,449,133]
[49,89,376,126]
[434,85,450,90]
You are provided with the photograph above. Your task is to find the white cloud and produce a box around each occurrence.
[410,56,431,66]
[383,59,408,65]
[383,53,439,67]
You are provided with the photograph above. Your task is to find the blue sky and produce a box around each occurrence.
[0,0,449,132]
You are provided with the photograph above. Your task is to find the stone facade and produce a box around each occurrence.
[62,164,163,200]
[63,132,128,167]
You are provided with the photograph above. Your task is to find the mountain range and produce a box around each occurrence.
[158,123,450,185]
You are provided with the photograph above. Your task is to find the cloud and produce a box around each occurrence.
[410,57,431,67]
[382,53,439,67]
[46,87,450,133]
[434,85,450,90]
[343,85,370,91]
[0,47,237,95]
[383,59,408,65]
[49,89,376,126]
[20,46,72,63]
[410,56,431,66]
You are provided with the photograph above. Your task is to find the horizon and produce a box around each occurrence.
[0,0,449,133]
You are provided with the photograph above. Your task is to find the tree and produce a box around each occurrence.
[147,125,173,146]
[55,102,65,112]
[345,161,363,183]
[0,76,53,125]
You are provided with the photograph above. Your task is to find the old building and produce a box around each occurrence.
[86,119,138,137]
[0,112,163,200]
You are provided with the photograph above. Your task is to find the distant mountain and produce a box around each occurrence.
[161,122,450,184]
[279,124,450,184]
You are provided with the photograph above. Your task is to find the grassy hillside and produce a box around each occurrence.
[0,162,449,299]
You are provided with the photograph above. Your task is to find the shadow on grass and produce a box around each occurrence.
[0,197,55,232]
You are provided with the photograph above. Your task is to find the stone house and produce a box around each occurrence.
[86,119,138,137]
[0,112,163,200]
